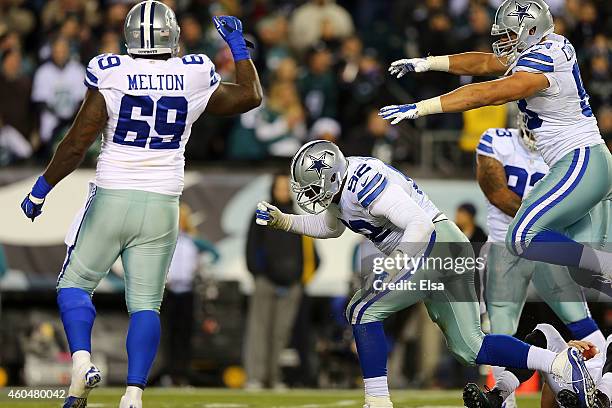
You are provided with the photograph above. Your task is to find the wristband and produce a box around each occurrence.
[415,97,443,117]
[31,175,52,200]
[226,33,250,62]
[426,56,450,72]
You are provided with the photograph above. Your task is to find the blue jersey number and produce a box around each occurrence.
[571,62,593,117]
[98,55,121,70]
[113,95,188,149]
[343,219,391,244]
[504,165,546,198]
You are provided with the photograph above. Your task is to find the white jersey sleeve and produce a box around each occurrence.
[89,53,220,195]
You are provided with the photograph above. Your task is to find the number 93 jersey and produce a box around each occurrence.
[85,53,221,195]
[511,34,603,166]
[477,128,549,243]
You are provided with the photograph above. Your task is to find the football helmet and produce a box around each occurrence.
[290,141,348,214]
[517,112,537,151]
[124,1,180,57]
[492,0,554,65]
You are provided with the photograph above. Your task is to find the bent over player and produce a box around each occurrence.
[20,2,262,407]
[256,140,594,408]
[380,0,612,290]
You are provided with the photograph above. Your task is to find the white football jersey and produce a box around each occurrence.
[85,53,220,195]
[327,156,443,255]
[477,128,549,243]
[511,34,604,166]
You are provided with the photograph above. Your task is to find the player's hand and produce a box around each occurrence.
[256,201,291,231]
[21,194,45,222]
[567,340,598,358]
[379,104,419,124]
[388,58,430,78]
[213,16,244,41]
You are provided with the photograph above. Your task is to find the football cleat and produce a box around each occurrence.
[119,395,142,408]
[551,347,595,408]
[559,389,610,408]
[364,395,393,408]
[463,383,503,408]
[62,364,102,408]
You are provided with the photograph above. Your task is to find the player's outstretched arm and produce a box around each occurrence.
[476,154,522,217]
[379,71,549,124]
[205,16,263,116]
[255,201,345,239]
[389,53,507,79]
[20,89,107,221]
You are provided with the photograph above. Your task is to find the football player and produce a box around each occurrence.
[465,324,609,408]
[256,140,594,408]
[380,0,612,292]
[20,2,262,407]
[476,116,603,408]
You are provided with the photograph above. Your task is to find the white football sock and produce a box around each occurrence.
[598,373,612,401]
[579,247,612,277]
[494,370,520,401]
[72,350,91,369]
[364,376,390,397]
[527,346,556,373]
[125,385,143,400]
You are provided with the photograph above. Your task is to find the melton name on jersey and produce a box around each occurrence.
[84,53,220,196]
[511,33,604,166]
[327,156,443,255]
[477,128,549,243]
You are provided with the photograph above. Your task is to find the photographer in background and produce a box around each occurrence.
[244,173,319,389]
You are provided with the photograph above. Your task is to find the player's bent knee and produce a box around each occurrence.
[127,298,163,315]
[450,345,479,366]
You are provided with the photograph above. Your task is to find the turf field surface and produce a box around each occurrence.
[0,388,542,408]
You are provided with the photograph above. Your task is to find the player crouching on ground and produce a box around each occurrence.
[255,140,596,408]
[464,325,612,408]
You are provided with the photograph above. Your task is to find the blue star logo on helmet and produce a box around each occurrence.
[306,153,332,177]
[509,2,535,25]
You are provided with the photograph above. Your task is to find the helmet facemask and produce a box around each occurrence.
[290,141,348,215]
[491,25,525,66]
[517,112,537,151]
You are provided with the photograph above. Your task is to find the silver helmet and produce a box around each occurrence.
[290,141,348,214]
[517,112,537,151]
[124,1,180,57]
[492,0,554,65]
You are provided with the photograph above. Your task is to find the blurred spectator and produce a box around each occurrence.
[256,14,291,77]
[342,108,399,163]
[0,114,32,165]
[180,14,212,55]
[298,45,338,123]
[0,48,33,141]
[163,203,220,386]
[455,203,487,255]
[597,106,612,152]
[309,117,341,142]
[257,81,306,157]
[31,37,86,157]
[289,0,354,54]
[244,173,319,389]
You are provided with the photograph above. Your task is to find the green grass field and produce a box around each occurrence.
[0,388,542,408]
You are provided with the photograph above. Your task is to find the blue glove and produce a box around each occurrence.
[21,175,52,222]
[213,15,250,62]
[379,103,419,124]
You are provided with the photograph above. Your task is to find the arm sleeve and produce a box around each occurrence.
[286,211,346,239]
[369,183,434,246]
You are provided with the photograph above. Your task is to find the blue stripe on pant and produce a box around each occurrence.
[509,147,589,255]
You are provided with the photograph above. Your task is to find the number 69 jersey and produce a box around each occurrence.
[511,33,603,166]
[477,128,549,243]
[85,53,220,196]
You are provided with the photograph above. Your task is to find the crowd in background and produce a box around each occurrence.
[0,0,611,167]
